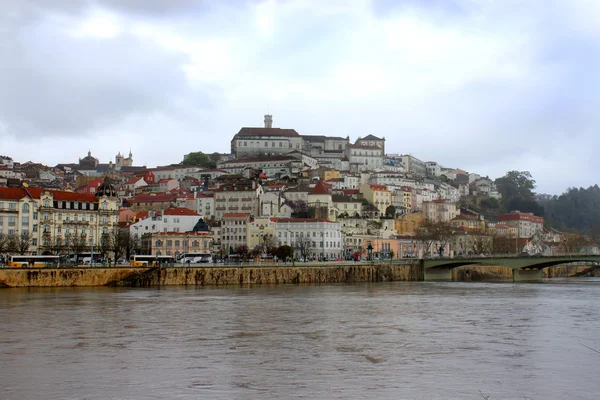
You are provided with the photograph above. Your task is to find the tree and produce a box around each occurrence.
[181,152,213,168]
[561,233,591,255]
[49,236,65,255]
[492,232,516,255]
[100,232,112,259]
[468,230,493,255]
[67,233,87,258]
[296,236,312,261]
[385,205,397,218]
[10,232,32,255]
[274,245,293,260]
[415,220,454,256]
[0,233,11,257]
[542,185,600,233]
[495,170,543,215]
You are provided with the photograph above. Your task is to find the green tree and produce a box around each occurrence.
[274,245,294,260]
[181,152,214,168]
[542,185,600,233]
[385,205,397,218]
[495,170,543,215]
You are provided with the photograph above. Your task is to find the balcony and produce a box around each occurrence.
[63,220,90,225]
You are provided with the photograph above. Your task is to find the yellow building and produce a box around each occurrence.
[246,216,277,250]
[450,214,485,231]
[359,183,391,214]
[0,186,119,255]
[395,211,424,236]
[322,169,341,182]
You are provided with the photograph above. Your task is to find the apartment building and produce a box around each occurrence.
[0,186,119,255]
[499,211,544,238]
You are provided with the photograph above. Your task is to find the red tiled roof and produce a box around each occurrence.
[310,180,331,195]
[500,212,544,223]
[0,187,27,200]
[369,184,387,191]
[223,212,251,218]
[163,207,200,216]
[275,218,333,223]
[129,194,176,203]
[235,127,299,137]
[494,223,515,229]
[135,211,150,220]
[126,177,143,184]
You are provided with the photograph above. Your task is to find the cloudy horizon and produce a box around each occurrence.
[1,0,599,195]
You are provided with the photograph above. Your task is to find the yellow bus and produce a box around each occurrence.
[130,255,176,267]
[8,255,63,268]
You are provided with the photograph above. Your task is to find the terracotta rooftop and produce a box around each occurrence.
[223,212,251,218]
[163,207,200,216]
[310,179,332,195]
[234,127,300,137]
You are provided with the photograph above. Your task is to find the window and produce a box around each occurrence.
[167,240,172,247]
[33,212,38,220]
[175,240,180,247]
[21,216,29,227]
[8,216,16,227]
[32,239,37,246]
[0,216,2,226]
[9,202,17,210]
[156,240,163,247]
[102,202,107,210]
[22,203,29,213]
[43,200,50,207]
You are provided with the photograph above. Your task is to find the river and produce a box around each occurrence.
[1,280,599,399]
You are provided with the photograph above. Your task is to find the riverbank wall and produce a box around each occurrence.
[0,263,420,288]
[1,262,597,288]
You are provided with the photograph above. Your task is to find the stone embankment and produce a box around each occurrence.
[0,263,421,288]
[0,262,597,288]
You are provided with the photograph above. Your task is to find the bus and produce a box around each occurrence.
[177,252,213,264]
[8,255,64,268]
[130,255,176,267]
[66,253,104,265]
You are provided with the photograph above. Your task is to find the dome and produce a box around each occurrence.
[96,181,118,198]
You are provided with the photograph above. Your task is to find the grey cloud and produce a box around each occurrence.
[0,4,216,139]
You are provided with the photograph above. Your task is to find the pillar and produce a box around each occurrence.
[512,269,543,283]
[424,267,453,281]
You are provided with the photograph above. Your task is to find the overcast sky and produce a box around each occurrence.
[1,0,598,194]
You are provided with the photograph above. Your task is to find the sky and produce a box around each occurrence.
[1,0,599,195]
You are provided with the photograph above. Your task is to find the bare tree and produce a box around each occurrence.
[492,232,516,255]
[100,232,112,260]
[415,220,454,256]
[0,233,12,263]
[10,232,32,255]
[296,236,312,261]
[67,233,87,259]
[469,230,493,255]
[50,236,65,255]
[562,233,590,255]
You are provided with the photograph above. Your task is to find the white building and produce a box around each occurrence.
[275,218,343,260]
[425,162,441,177]
[231,115,304,158]
[129,208,202,235]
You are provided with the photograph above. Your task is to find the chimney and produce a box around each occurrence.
[264,114,273,128]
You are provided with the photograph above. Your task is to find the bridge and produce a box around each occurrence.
[421,255,600,282]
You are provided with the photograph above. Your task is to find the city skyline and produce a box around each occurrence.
[1,0,599,194]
